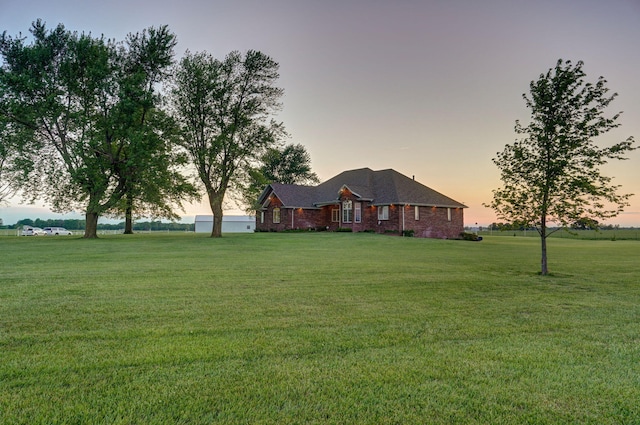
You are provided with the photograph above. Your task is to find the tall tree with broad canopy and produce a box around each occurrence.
[241,143,319,212]
[0,21,190,237]
[259,143,319,185]
[110,109,199,234]
[171,50,284,237]
[109,29,199,234]
[487,59,635,275]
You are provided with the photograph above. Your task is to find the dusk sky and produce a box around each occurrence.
[1,0,639,226]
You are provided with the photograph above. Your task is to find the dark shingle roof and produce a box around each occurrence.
[262,183,318,208]
[259,168,466,209]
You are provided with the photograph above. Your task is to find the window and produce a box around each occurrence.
[378,205,389,220]
[342,200,353,223]
[354,202,362,223]
[447,208,451,222]
[260,211,264,224]
[273,207,280,224]
[415,206,419,221]
[331,208,340,222]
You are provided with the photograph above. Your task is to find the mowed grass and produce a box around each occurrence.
[1,233,639,424]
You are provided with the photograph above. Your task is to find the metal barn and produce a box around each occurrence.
[194,215,255,234]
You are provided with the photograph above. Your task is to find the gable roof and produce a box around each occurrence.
[258,168,466,209]
[260,183,319,209]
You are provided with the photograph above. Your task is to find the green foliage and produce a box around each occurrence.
[128,221,193,231]
[0,116,24,204]
[1,21,121,220]
[336,227,353,232]
[260,143,319,185]
[487,59,636,274]
[171,50,285,237]
[0,234,639,423]
[241,143,319,213]
[402,229,415,237]
[460,231,481,241]
[0,21,192,238]
[489,221,532,231]
[571,217,599,230]
[8,218,193,231]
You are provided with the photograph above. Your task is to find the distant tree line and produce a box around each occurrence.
[7,218,193,231]
[488,221,626,232]
[488,221,534,231]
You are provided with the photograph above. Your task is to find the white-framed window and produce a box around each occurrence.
[447,208,451,222]
[354,202,362,223]
[378,205,389,220]
[342,200,353,223]
[415,206,419,221]
[331,208,340,222]
[260,211,264,224]
[273,207,281,224]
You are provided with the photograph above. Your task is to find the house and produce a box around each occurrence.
[255,168,467,239]
[194,215,256,234]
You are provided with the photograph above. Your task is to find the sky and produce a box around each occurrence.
[1,0,639,227]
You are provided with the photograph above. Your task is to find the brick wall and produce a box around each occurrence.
[256,195,326,232]
[406,205,464,239]
[256,191,464,238]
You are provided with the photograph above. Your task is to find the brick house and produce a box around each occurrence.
[256,168,466,238]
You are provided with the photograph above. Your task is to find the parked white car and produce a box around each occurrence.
[44,227,73,236]
[21,226,46,236]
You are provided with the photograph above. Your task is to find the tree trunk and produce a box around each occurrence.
[540,215,548,275]
[84,212,99,239]
[209,192,224,238]
[540,234,548,275]
[124,204,134,234]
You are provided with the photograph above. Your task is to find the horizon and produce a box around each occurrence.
[2,203,638,229]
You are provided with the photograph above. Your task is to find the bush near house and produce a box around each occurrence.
[460,231,482,241]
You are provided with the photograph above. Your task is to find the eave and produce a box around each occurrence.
[374,202,468,208]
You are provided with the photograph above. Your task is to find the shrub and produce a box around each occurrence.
[336,227,353,233]
[460,232,482,241]
[283,228,306,233]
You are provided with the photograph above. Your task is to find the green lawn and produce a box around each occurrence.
[1,233,639,424]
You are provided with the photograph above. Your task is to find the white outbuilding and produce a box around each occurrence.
[194,215,255,234]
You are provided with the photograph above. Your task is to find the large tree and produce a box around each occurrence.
[487,59,635,275]
[240,143,319,212]
[111,29,198,234]
[111,108,199,234]
[0,21,188,237]
[171,50,284,237]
